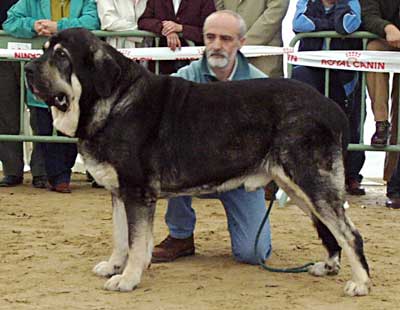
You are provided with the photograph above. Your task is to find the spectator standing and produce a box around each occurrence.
[151,10,271,265]
[361,0,400,147]
[0,0,47,188]
[97,0,148,48]
[291,0,366,196]
[360,0,400,208]
[3,0,100,193]
[215,0,289,78]
[138,0,216,74]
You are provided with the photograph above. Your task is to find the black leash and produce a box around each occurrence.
[254,196,314,273]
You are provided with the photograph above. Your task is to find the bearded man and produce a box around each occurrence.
[151,10,272,264]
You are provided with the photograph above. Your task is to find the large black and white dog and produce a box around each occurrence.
[25,28,370,296]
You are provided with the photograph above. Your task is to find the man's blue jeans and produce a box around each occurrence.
[166,187,271,265]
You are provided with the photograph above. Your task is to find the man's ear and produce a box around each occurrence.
[239,37,246,49]
[92,48,121,98]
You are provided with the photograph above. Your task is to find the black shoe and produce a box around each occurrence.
[32,176,48,188]
[0,175,23,187]
[371,121,390,146]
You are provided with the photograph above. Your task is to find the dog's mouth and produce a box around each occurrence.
[32,87,69,113]
[26,78,70,113]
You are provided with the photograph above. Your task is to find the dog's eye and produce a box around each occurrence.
[54,49,67,58]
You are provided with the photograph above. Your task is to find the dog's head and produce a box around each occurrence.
[25,28,121,137]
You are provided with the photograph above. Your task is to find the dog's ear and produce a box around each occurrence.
[91,48,121,98]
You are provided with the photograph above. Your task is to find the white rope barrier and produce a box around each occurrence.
[288,50,400,73]
[0,45,292,61]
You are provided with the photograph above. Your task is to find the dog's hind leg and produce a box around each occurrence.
[269,155,370,296]
[308,215,341,277]
[104,188,155,291]
[93,192,129,277]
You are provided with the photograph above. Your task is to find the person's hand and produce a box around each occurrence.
[166,32,181,51]
[39,20,58,36]
[34,20,45,35]
[162,20,183,36]
[385,24,400,48]
[34,20,57,36]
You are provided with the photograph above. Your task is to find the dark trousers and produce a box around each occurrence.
[292,66,365,181]
[31,107,77,186]
[387,159,400,197]
[0,62,45,177]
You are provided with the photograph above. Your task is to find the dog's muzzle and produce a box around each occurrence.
[24,61,69,112]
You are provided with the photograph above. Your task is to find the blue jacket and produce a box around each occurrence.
[293,0,362,51]
[172,51,267,82]
[3,0,100,108]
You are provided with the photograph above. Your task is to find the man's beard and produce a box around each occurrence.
[206,50,229,68]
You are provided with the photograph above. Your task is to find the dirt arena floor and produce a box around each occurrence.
[1,173,399,310]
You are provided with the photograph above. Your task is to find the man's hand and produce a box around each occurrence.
[166,33,181,51]
[34,20,58,37]
[385,24,400,48]
[162,20,183,37]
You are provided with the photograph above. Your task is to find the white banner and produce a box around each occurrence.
[288,50,400,73]
[4,46,398,74]
[0,45,292,61]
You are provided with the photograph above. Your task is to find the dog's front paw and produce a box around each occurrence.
[93,261,123,277]
[344,280,370,296]
[104,274,140,292]
[308,261,340,277]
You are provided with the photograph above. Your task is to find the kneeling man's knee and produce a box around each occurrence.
[232,244,272,265]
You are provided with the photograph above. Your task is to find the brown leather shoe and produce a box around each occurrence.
[346,178,366,196]
[152,235,195,263]
[49,182,71,193]
[386,197,400,209]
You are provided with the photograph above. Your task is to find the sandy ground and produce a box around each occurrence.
[0,174,399,310]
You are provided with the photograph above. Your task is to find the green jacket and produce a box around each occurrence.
[360,0,400,38]
[3,0,100,107]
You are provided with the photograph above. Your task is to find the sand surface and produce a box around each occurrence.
[1,174,399,310]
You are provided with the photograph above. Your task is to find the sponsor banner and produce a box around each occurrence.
[0,45,291,61]
[288,50,400,73]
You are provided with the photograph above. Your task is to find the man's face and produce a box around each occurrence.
[203,14,245,69]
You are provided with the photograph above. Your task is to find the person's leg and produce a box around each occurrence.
[165,196,196,238]
[0,62,24,186]
[384,73,400,181]
[386,157,400,209]
[32,107,77,191]
[366,39,393,145]
[152,196,196,263]
[219,187,271,265]
[28,108,47,187]
[339,73,366,195]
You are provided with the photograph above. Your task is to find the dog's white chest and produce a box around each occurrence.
[83,154,119,191]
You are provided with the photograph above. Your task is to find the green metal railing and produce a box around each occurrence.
[1,30,398,152]
[288,31,400,151]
